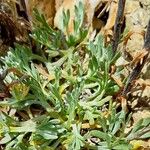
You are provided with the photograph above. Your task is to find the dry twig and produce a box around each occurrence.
[112,0,126,55]
[121,19,150,96]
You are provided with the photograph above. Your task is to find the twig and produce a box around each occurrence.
[144,20,150,50]
[112,0,126,55]
[121,19,150,96]
[0,69,9,98]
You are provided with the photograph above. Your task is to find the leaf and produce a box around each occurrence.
[113,143,132,150]
[111,110,126,135]
[63,9,70,32]
[84,110,95,125]
[37,130,58,140]
[127,118,150,141]
[29,0,56,26]
[132,118,150,133]
[0,133,12,144]
[88,130,111,142]
[9,120,36,133]
[63,124,85,150]
[35,64,55,81]
[140,132,150,139]
[10,83,29,101]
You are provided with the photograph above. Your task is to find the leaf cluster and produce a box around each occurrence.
[0,2,150,150]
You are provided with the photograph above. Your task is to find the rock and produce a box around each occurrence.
[125,0,150,55]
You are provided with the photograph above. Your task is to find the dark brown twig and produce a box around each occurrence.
[16,0,29,21]
[112,0,126,55]
[0,10,17,47]
[121,19,150,97]
[144,20,150,50]
[0,69,9,98]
